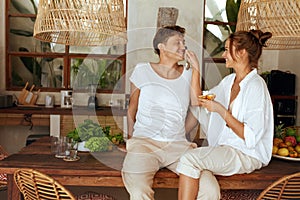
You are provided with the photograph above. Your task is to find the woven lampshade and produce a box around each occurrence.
[34,0,127,46]
[236,0,300,49]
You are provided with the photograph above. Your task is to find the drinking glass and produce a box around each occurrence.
[55,136,68,158]
[50,136,59,154]
[66,138,78,160]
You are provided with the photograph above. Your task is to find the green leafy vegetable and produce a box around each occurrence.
[67,119,124,152]
[84,137,113,152]
[76,119,105,141]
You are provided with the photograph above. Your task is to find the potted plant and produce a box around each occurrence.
[66,128,88,151]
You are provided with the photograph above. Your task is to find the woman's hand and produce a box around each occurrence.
[198,98,224,113]
[199,97,245,139]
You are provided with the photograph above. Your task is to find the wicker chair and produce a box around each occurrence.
[0,145,8,188]
[257,172,300,200]
[14,168,76,200]
[14,168,116,200]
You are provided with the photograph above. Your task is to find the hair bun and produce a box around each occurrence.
[249,30,272,47]
[259,32,272,47]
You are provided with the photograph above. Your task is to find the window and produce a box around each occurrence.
[5,0,127,93]
[202,0,240,89]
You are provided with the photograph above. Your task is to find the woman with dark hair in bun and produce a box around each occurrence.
[177,30,274,199]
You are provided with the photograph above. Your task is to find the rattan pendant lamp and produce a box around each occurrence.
[33,0,127,46]
[236,0,300,49]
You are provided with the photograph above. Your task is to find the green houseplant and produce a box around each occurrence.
[204,0,241,57]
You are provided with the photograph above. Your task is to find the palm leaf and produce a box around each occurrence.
[18,47,41,86]
[10,29,33,37]
[226,0,241,33]
[204,27,224,57]
[12,70,24,86]
[11,0,37,22]
[11,0,32,14]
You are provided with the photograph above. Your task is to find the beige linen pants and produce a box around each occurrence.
[121,137,195,200]
[176,145,263,200]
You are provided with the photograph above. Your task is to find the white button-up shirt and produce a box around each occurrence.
[193,69,274,166]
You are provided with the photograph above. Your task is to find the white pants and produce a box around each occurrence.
[176,145,263,200]
[122,137,195,200]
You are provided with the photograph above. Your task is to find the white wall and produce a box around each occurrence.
[260,50,280,73]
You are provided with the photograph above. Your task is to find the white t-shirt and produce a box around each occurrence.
[130,62,192,142]
[192,69,274,165]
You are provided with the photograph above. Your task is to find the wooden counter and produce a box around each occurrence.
[0,106,127,116]
[2,136,300,200]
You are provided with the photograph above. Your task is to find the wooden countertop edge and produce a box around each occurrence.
[0,106,127,116]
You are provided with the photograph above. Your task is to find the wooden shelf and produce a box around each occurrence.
[271,95,298,102]
[0,106,127,116]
